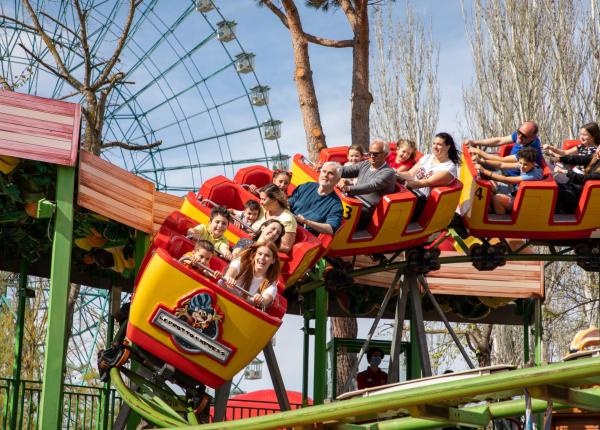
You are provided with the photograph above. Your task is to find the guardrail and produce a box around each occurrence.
[0,377,122,429]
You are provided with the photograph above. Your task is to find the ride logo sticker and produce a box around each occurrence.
[151,289,236,364]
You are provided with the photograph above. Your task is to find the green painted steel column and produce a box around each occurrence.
[408,315,422,380]
[39,165,76,430]
[534,298,542,366]
[302,313,310,406]
[125,230,149,430]
[9,259,28,430]
[99,306,115,430]
[523,300,530,363]
[313,286,328,404]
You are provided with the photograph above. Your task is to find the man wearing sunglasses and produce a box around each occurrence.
[339,140,396,229]
[465,121,543,176]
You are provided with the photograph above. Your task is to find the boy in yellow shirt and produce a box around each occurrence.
[187,206,233,260]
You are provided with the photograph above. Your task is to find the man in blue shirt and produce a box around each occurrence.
[289,161,343,235]
[465,121,543,176]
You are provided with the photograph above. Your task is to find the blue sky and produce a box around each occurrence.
[213,1,475,395]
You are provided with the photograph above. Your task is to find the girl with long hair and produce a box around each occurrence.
[232,219,285,257]
[251,184,297,253]
[222,242,281,307]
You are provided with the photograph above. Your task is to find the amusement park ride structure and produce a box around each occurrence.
[1,1,600,428]
[1,89,600,429]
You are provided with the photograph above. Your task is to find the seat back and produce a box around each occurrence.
[200,176,258,211]
[234,165,273,190]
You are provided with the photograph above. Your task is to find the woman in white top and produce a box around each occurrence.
[396,132,460,196]
[251,184,297,253]
[396,132,460,221]
[222,242,280,308]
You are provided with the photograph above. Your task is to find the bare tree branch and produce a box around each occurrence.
[18,43,70,82]
[92,0,136,90]
[102,140,162,151]
[73,0,92,88]
[21,0,82,89]
[40,11,80,41]
[261,0,353,48]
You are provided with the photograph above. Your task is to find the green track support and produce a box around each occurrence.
[158,356,600,430]
[313,285,328,404]
[8,259,28,430]
[99,302,115,430]
[302,312,310,407]
[39,165,76,430]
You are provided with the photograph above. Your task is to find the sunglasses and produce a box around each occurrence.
[517,129,535,140]
[368,151,384,157]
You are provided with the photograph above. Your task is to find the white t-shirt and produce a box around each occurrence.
[413,154,458,197]
[228,258,278,299]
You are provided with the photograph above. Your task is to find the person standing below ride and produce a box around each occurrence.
[387,139,418,173]
[232,219,285,258]
[475,147,543,215]
[289,161,344,236]
[187,206,233,260]
[339,141,396,229]
[396,133,461,219]
[552,144,600,214]
[356,347,388,390]
[251,184,297,253]
[222,242,280,308]
[465,121,544,176]
[544,122,600,171]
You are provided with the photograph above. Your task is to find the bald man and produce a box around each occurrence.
[465,121,544,176]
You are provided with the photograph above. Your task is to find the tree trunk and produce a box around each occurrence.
[330,316,358,395]
[281,0,327,162]
[349,2,372,151]
[465,324,493,367]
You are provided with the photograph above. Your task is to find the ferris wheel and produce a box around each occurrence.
[0,0,283,383]
[0,0,284,193]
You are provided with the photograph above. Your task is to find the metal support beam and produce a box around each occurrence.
[302,313,310,406]
[528,385,600,411]
[99,291,115,430]
[534,298,543,366]
[39,165,76,430]
[407,272,432,377]
[523,300,531,364]
[388,279,408,383]
[263,341,291,412]
[420,275,475,369]
[407,404,491,427]
[213,380,232,422]
[9,259,28,430]
[313,285,328,404]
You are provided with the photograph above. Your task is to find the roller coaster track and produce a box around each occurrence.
[112,354,600,429]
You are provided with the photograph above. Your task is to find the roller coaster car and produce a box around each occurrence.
[459,142,600,240]
[179,177,329,286]
[127,229,287,388]
[291,148,463,257]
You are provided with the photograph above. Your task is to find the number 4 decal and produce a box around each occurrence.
[475,187,484,200]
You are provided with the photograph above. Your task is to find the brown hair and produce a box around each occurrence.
[259,184,289,210]
[235,242,280,292]
[194,240,215,254]
[582,122,600,146]
[272,169,292,182]
[348,144,364,155]
[396,139,417,160]
[252,219,285,248]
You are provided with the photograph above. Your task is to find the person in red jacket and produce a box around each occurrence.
[356,347,387,390]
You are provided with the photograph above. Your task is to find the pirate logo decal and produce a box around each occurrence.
[152,290,234,364]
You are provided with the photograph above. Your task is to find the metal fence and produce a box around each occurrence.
[0,377,122,430]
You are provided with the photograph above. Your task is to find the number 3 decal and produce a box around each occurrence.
[343,205,353,219]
